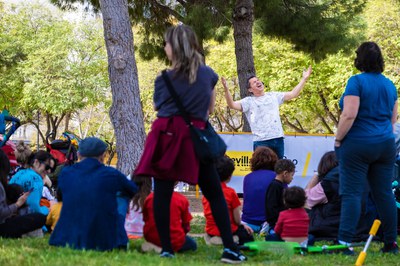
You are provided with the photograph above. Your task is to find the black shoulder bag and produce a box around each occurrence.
[161,70,227,163]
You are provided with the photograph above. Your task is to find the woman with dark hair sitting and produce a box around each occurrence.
[0,149,46,238]
[241,147,278,233]
[9,150,55,215]
[306,151,341,240]
[306,151,374,242]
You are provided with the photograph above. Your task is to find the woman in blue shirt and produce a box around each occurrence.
[9,151,55,215]
[335,42,398,253]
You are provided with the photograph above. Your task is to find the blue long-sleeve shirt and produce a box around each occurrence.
[9,168,48,215]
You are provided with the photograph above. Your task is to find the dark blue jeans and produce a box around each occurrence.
[253,137,284,159]
[336,138,397,244]
[178,236,197,252]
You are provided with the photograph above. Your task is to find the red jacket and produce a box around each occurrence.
[202,182,241,235]
[143,192,192,251]
[274,208,309,238]
[135,116,205,185]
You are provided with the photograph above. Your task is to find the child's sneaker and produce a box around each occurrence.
[381,242,399,254]
[221,248,247,264]
[159,251,175,258]
[336,240,355,256]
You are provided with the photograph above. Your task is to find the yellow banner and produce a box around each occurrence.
[226,151,253,177]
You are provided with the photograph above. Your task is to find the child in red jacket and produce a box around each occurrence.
[274,186,310,246]
[202,156,254,245]
[142,187,196,253]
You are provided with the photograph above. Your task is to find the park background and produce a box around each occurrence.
[2,0,400,177]
[1,0,400,265]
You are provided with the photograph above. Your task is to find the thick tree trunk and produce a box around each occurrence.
[233,0,254,132]
[99,0,146,175]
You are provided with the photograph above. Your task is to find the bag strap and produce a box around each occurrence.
[161,70,193,127]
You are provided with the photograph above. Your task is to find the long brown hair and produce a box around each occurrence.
[317,151,338,181]
[130,174,152,211]
[164,25,203,84]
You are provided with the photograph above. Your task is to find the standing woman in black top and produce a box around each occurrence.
[135,25,246,263]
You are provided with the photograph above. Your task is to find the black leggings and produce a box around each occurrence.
[153,162,236,253]
[0,213,46,238]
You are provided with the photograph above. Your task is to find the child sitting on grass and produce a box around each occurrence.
[202,156,254,246]
[265,159,295,237]
[46,188,62,232]
[273,186,310,246]
[125,175,152,239]
[142,182,196,253]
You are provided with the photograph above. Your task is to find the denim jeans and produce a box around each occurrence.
[336,138,397,244]
[178,236,197,252]
[253,137,284,159]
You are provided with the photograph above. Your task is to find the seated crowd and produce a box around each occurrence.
[0,138,395,257]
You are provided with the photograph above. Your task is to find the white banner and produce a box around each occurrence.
[220,132,335,193]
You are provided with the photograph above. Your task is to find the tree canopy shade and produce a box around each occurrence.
[254,0,367,60]
[50,0,367,61]
[50,0,233,60]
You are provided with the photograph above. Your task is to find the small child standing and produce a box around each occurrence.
[142,182,196,253]
[274,186,310,246]
[202,156,254,245]
[265,159,295,236]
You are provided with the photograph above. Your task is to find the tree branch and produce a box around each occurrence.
[150,0,185,21]
[317,113,334,134]
[318,90,339,125]
[282,114,307,133]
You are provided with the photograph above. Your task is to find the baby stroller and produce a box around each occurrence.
[46,131,80,187]
[46,131,80,166]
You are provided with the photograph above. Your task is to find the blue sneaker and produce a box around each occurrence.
[160,251,175,258]
[221,248,247,264]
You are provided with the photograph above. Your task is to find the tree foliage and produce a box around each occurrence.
[0,2,109,144]
[254,0,367,60]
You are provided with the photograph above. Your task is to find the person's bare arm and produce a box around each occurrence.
[283,66,312,101]
[221,77,242,111]
[305,174,319,190]
[335,95,360,147]
[233,206,242,226]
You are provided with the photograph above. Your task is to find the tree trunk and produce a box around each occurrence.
[99,0,146,175]
[64,112,71,132]
[233,0,255,132]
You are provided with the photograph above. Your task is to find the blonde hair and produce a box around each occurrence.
[15,141,32,167]
[164,25,203,84]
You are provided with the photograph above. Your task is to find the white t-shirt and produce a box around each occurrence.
[240,92,285,142]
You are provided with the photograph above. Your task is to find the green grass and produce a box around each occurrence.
[1,216,399,266]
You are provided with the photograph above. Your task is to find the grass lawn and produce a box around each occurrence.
[0,215,399,266]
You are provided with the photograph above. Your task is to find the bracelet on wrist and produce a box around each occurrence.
[335,139,342,142]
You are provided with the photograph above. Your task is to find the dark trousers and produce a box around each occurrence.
[178,236,197,252]
[253,137,284,159]
[337,138,397,244]
[0,213,46,238]
[153,161,236,253]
